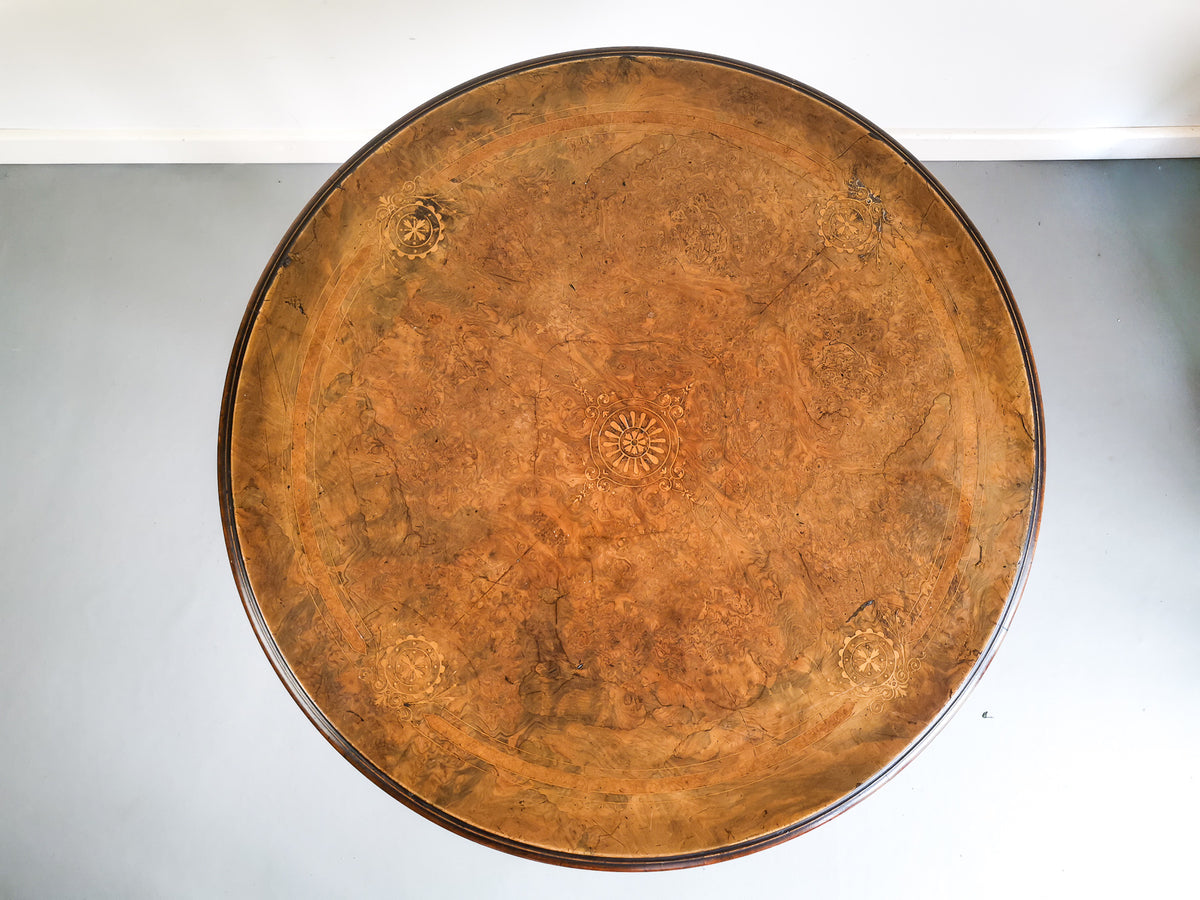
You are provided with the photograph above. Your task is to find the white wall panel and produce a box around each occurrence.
[2,0,1199,161]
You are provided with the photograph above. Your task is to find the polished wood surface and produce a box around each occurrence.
[220,49,1042,868]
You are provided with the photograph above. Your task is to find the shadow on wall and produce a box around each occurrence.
[1134,52,1200,420]
[1110,156,1200,427]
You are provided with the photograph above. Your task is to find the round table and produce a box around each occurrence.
[219,48,1043,869]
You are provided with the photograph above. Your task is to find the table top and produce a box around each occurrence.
[219,48,1043,869]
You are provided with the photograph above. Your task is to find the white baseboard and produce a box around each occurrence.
[893,126,1200,161]
[0,130,367,165]
[1,126,1198,165]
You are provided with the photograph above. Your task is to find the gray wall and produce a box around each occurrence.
[1,161,1196,897]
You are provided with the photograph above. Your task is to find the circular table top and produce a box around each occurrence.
[220,48,1043,869]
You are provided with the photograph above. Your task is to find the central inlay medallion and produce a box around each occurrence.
[585,392,687,490]
[601,406,669,477]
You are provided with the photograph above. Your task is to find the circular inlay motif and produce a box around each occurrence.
[372,635,446,705]
[839,630,897,688]
[589,400,680,487]
[381,199,443,259]
[819,197,880,254]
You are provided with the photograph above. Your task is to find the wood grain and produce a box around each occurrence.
[219,49,1043,868]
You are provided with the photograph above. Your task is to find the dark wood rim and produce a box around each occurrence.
[217,46,1045,870]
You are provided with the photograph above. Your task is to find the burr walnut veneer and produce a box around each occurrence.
[219,49,1043,868]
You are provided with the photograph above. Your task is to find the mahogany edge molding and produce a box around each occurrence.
[217,47,1045,870]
